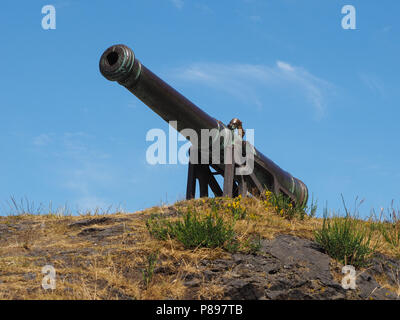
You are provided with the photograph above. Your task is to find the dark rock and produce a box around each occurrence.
[107,287,135,300]
[356,271,397,300]
[146,208,180,219]
[203,270,218,281]
[224,279,264,300]
[68,217,112,228]
[268,278,292,291]
[192,234,399,300]
[184,279,201,288]
[368,253,400,288]
[183,273,197,281]
[153,266,175,275]
[77,224,125,239]
[262,234,333,285]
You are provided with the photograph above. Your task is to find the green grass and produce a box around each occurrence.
[374,202,400,252]
[241,234,262,254]
[142,251,159,288]
[380,223,400,248]
[314,197,377,268]
[265,191,317,220]
[146,209,238,251]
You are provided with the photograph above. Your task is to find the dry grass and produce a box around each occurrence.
[0,196,398,299]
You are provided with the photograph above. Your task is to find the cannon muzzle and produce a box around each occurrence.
[100,45,139,84]
[100,44,219,135]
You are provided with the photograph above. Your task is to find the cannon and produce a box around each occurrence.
[99,44,308,207]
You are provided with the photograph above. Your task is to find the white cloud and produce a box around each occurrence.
[33,134,52,146]
[171,0,184,9]
[359,73,385,98]
[174,60,332,119]
[276,61,294,72]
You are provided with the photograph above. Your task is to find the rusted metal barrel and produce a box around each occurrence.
[99,44,308,207]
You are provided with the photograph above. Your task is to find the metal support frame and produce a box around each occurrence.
[185,145,263,200]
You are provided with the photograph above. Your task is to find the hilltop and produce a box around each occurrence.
[0,196,399,300]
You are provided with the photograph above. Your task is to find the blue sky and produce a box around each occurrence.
[0,0,398,217]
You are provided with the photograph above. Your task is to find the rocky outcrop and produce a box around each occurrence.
[184,235,399,300]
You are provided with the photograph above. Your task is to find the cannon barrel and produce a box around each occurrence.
[99,44,308,207]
